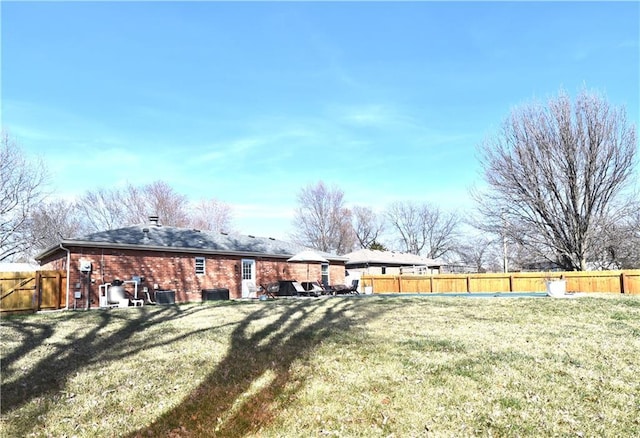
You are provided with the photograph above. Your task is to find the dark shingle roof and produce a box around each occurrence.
[36,224,346,262]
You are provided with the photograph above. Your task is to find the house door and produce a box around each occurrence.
[241,259,256,298]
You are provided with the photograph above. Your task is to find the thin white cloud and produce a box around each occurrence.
[199,137,263,163]
[4,100,111,143]
[6,123,59,143]
[340,104,391,126]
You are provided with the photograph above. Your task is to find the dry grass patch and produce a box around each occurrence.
[1,296,639,437]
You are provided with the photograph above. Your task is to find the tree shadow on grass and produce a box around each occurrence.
[1,297,396,437]
[128,297,388,437]
[0,304,224,422]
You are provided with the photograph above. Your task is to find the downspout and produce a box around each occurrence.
[60,243,71,311]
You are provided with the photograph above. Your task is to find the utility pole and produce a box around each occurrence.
[502,210,508,273]
[503,233,508,273]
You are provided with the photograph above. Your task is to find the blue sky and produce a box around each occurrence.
[2,1,638,240]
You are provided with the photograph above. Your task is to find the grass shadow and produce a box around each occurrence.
[1,304,216,417]
[128,297,388,437]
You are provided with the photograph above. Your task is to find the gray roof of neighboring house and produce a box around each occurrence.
[35,224,346,262]
[343,249,441,267]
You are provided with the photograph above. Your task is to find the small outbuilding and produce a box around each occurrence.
[35,217,346,308]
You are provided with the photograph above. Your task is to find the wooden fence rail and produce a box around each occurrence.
[361,270,640,295]
[1,271,67,313]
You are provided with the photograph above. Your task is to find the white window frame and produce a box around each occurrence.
[321,263,329,287]
[195,257,206,275]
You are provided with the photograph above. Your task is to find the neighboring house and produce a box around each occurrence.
[35,217,346,308]
[344,249,441,276]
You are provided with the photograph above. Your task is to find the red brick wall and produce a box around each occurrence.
[39,248,345,307]
[256,262,347,287]
[330,265,346,285]
[258,261,323,285]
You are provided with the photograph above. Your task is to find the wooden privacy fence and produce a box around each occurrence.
[1,271,67,313]
[361,270,640,295]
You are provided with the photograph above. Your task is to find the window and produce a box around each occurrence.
[195,257,205,275]
[242,260,253,280]
[321,263,329,287]
[381,266,387,274]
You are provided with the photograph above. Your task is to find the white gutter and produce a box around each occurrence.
[60,243,71,311]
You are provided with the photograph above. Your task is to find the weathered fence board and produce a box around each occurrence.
[361,270,640,295]
[1,271,67,313]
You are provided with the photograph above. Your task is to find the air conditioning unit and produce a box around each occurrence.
[79,260,92,273]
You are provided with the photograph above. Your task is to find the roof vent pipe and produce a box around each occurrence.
[149,216,159,226]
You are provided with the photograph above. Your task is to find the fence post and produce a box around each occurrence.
[398,276,402,293]
[56,271,62,308]
[620,273,626,294]
[466,275,470,293]
[509,275,514,292]
[429,275,433,293]
[34,271,42,311]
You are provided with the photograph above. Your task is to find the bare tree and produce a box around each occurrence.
[386,202,422,255]
[351,205,385,249]
[385,201,459,259]
[291,181,355,254]
[422,208,460,260]
[590,198,640,269]
[454,236,495,273]
[27,199,88,257]
[139,180,190,227]
[77,180,191,230]
[119,184,147,226]
[473,88,637,271]
[189,197,234,232]
[0,132,48,261]
[76,187,127,232]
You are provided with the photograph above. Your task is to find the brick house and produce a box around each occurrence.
[35,217,346,308]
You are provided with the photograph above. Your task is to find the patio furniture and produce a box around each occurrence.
[246,283,258,299]
[331,279,360,295]
[260,283,278,299]
[291,281,309,296]
[301,281,325,296]
[272,280,318,297]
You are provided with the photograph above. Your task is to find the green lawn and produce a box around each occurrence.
[2,295,639,437]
